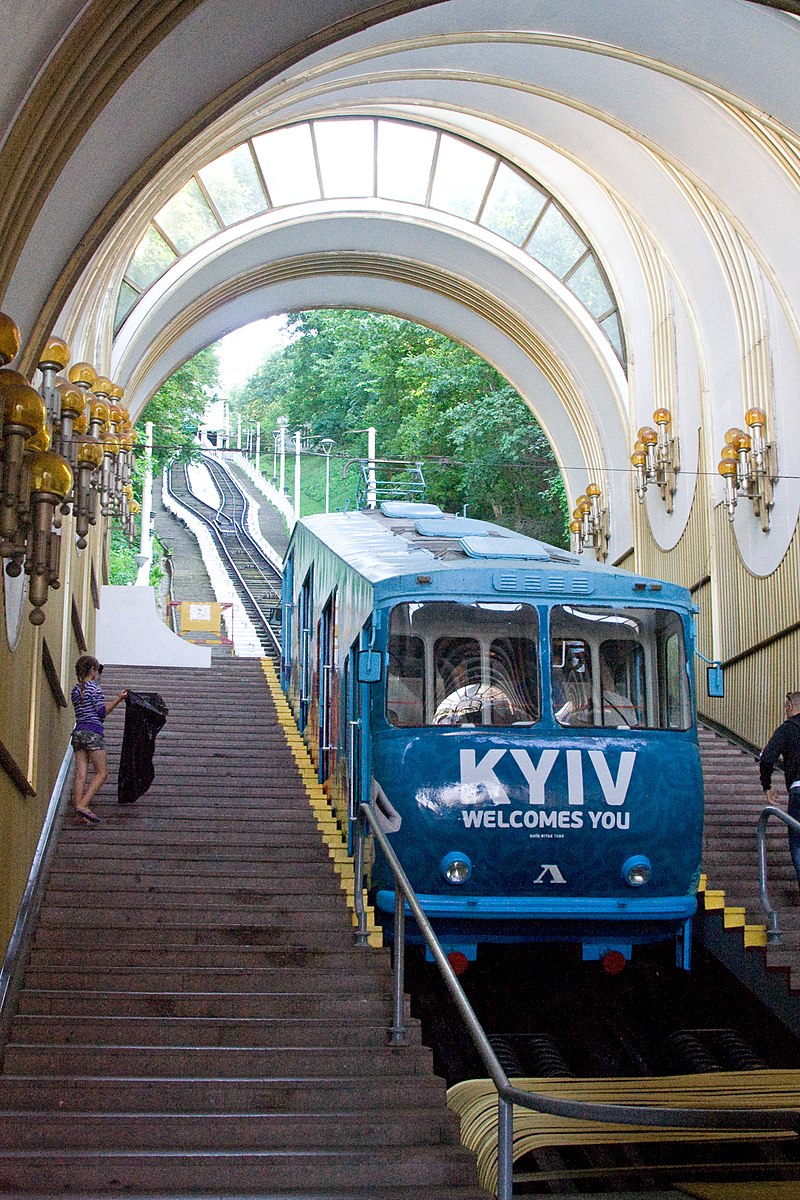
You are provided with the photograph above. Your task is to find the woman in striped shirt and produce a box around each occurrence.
[70,655,127,824]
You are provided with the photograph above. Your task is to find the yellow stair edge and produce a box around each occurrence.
[700,874,768,951]
[261,658,383,948]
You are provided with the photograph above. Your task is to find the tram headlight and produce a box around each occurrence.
[441,852,472,885]
[622,855,652,887]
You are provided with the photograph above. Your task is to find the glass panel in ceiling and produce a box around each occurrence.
[315,119,374,198]
[480,162,547,246]
[114,281,139,330]
[252,124,321,206]
[126,226,177,289]
[429,134,495,221]
[377,121,436,203]
[155,179,220,253]
[526,204,587,278]
[600,312,624,358]
[198,144,268,224]
[566,255,614,318]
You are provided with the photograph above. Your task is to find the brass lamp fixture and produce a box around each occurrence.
[1,378,47,575]
[0,314,140,621]
[717,409,778,532]
[0,312,74,622]
[72,434,104,548]
[26,451,73,625]
[569,482,609,560]
[630,407,679,512]
[38,337,70,423]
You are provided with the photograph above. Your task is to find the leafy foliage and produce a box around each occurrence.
[108,524,138,585]
[233,310,567,545]
[134,346,220,479]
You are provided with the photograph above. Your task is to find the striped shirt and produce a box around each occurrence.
[71,679,107,735]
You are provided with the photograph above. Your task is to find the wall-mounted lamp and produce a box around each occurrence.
[0,312,139,622]
[717,408,778,532]
[569,482,609,560]
[0,314,73,623]
[630,408,680,513]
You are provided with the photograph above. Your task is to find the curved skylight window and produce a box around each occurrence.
[115,118,625,363]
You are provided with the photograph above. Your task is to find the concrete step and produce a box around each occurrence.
[2,1044,434,1078]
[40,890,353,914]
[0,1074,446,1112]
[9,1015,420,1048]
[45,872,346,894]
[0,1107,454,1150]
[20,967,386,993]
[31,927,379,951]
[18,990,400,1019]
[27,947,376,970]
[0,1146,481,1193]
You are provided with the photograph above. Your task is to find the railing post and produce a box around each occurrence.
[353,809,369,947]
[497,1093,514,1200]
[390,886,408,1045]
[756,804,800,944]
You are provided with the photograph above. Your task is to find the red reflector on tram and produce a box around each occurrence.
[601,950,627,975]
[447,951,470,976]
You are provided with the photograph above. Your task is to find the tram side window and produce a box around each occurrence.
[387,634,425,726]
[662,627,690,729]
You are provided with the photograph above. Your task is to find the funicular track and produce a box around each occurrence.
[165,455,282,658]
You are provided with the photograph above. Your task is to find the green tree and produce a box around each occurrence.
[116,345,220,563]
[134,346,220,477]
[231,310,568,546]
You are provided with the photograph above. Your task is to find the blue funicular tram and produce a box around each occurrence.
[281,500,702,970]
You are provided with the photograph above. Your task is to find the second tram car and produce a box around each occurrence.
[281,502,703,969]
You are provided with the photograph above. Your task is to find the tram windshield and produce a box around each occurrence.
[387,601,540,727]
[551,605,691,730]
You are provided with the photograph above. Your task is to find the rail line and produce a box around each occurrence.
[165,455,282,659]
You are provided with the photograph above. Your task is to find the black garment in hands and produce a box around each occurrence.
[117,691,168,804]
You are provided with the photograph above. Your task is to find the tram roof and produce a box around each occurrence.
[296,508,691,605]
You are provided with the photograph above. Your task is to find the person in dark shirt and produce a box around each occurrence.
[70,655,126,824]
[759,690,800,889]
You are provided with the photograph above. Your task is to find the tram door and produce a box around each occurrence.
[318,591,336,781]
[345,635,363,851]
[298,568,313,731]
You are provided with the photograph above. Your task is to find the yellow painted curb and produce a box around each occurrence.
[260,658,383,948]
[700,874,768,953]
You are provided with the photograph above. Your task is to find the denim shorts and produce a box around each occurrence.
[71,729,105,752]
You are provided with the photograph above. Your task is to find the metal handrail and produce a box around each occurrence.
[757,803,800,943]
[352,801,799,1200]
[0,745,73,1061]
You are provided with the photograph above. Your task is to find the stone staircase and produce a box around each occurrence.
[0,659,486,1198]
[699,722,800,998]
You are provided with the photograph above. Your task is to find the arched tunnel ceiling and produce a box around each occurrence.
[3,0,800,570]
